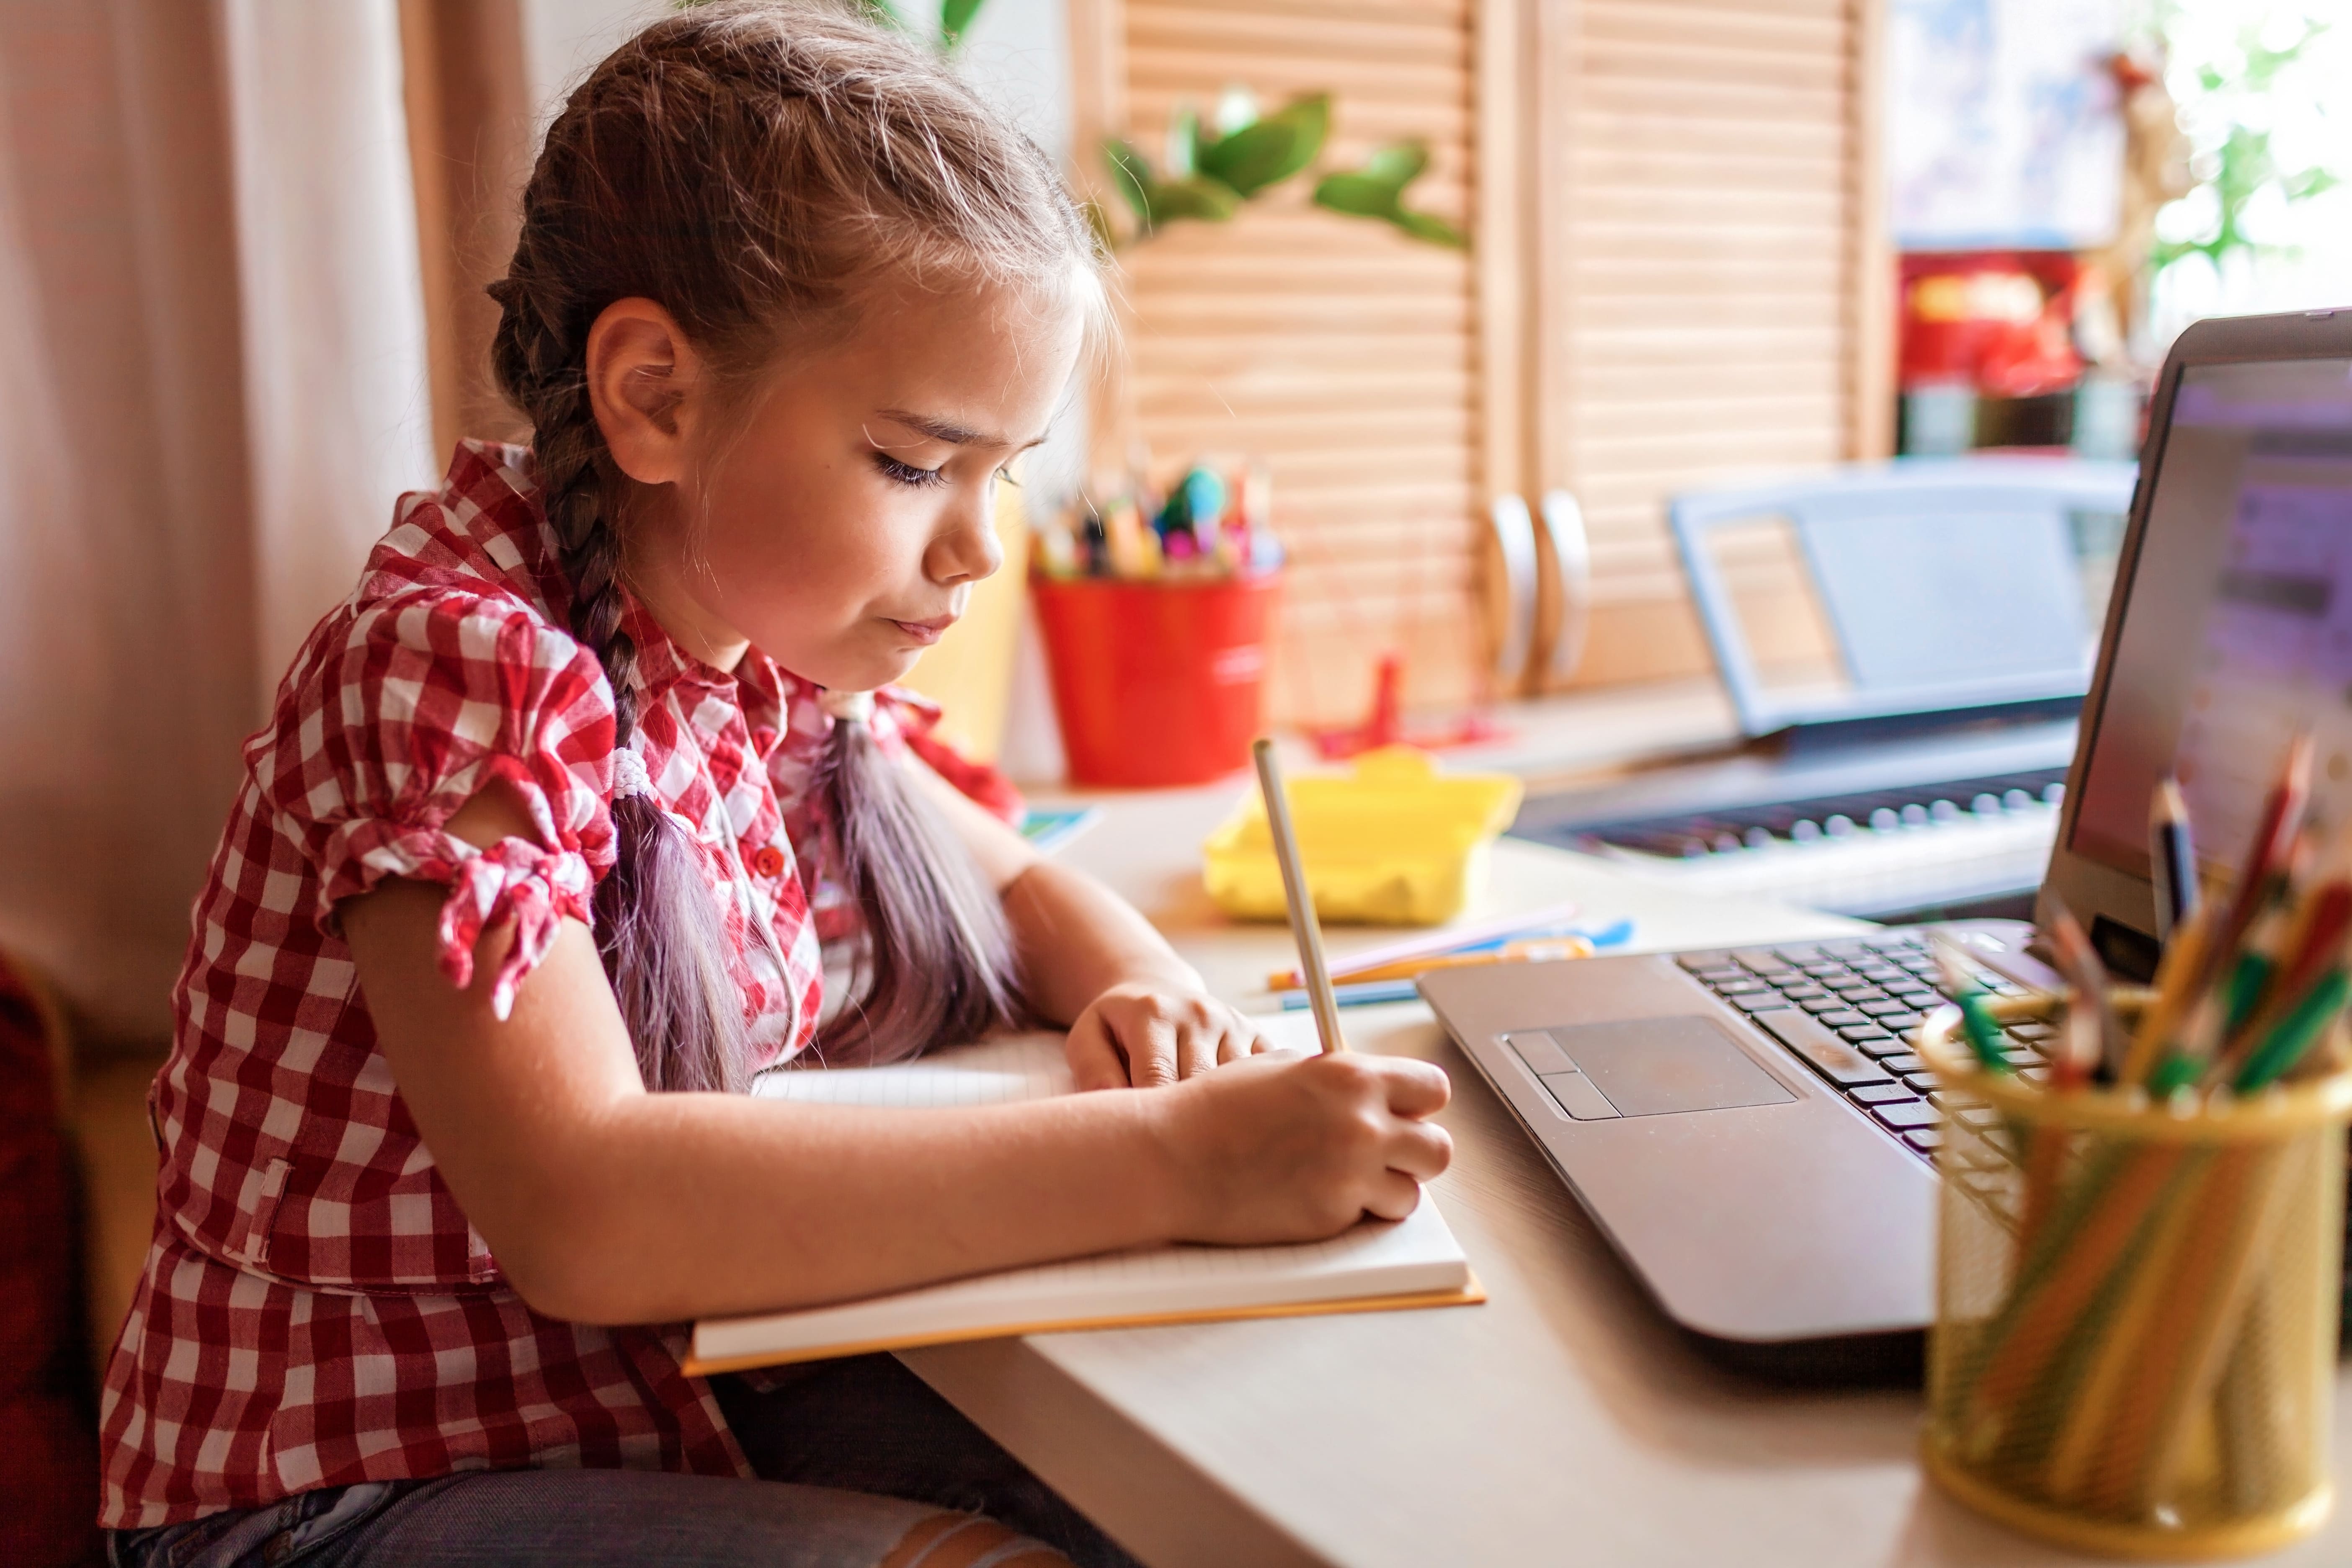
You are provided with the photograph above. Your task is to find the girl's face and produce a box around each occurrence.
[606,277,1085,692]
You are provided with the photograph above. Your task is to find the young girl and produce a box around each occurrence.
[97,6,1451,1565]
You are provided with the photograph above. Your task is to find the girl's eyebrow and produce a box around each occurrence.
[875,408,1047,451]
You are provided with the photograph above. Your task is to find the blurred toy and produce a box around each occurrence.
[1201,746,1523,926]
[1034,456,1279,585]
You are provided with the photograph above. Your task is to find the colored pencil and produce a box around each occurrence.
[2149,775,2200,941]
[1278,978,1419,1010]
[2233,969,2349,1092]
[2040,896,2113,1084]
[1932,936,2013,1073]
[1251,739,1346,1055]
[1309,936,1594,987]
[1262,901,1603,990]
[2197,732,2313,1003]
[2122,900,2214,1087]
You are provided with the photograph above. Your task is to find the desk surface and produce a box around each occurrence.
[903,780,2352,1567]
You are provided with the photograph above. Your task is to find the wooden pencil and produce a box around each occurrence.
[2151,775,2200,941]
[1251,738,1346,1055]
[2038,1150,2216,1507]
[2133,1142,2301,1514]
[2197,732,2313,1002]
[1959,1145,2190,1448]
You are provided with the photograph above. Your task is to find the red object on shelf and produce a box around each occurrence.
[1308,651,1509,760]
[1899,250,2082,398]
[1032,574,1280,787]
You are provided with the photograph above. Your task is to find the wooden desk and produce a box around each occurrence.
[902,782,2352,1567]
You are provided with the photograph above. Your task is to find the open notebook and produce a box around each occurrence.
[684,1032,1481,1374]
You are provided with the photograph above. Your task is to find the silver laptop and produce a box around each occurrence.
[1425,308,2352,1355]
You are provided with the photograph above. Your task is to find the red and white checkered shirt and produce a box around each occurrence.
[96,441,960,1528]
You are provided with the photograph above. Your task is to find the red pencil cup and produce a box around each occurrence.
[1031,574,1280,787]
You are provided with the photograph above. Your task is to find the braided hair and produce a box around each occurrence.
[487,0,1103,1085]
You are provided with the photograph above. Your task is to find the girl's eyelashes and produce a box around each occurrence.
[868,450,1024,490]
[871,451,946,489]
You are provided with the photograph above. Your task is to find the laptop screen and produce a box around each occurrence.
[2068,356,2352,882]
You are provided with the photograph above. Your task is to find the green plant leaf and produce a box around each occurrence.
[1167,104,1200,179]
[1392,209,1469,249]
[1147,176,1241,224]
[1311,172,1402,218]
[1212,85,1260,139]
[1196,93,1329,196]
[1103,139,1241,232]
[2287,167,2341,202]
[1359,140,1429,190]
[939,0,984,48]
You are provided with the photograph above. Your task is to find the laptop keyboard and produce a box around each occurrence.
[1671,928,2043,1163]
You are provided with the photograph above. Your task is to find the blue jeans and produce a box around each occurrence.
[111,1355,1135,1568]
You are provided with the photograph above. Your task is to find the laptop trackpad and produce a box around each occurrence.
[1548,1016,1796,1117]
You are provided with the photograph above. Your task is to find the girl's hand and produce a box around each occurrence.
[1065,982,1271,1090]
[1155,1051,1454,1243]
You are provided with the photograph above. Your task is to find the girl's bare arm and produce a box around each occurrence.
[340,789,1451,1327]
[914,764,1269,1086]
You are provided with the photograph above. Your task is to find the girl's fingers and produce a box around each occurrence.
[1361,1169,1424,1222]
[1177,1021,1220,1081]
[1063,1018,1133,1093]
[1121,1010,1181,1088]
[1076,993,1274,1087]
[1215,1021,1269,1065]
[1386,1119,1454,1183]
[1376,1057,1452,1118]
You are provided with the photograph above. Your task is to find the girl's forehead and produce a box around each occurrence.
[782,278,1085,406]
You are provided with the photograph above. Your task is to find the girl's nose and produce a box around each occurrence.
[928,482,1005,585]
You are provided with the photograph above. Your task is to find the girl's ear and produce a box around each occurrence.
[585,297,707,486]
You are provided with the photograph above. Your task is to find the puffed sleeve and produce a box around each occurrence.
[255,588,619,1019]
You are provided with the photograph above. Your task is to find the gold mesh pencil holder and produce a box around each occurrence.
[1918,997,2352,1559]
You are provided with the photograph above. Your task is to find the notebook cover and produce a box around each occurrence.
[681,1274,1486,1375]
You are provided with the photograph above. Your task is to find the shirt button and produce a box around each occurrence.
[750,845,787,879]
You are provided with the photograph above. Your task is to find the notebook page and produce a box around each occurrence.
[691,1194,1468,1366]
[751,1032,1075,1107]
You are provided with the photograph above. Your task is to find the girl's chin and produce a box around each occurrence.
[799,646,921,694]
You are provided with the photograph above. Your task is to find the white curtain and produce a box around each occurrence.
[222,0,437,692]
[0,0,434,1042]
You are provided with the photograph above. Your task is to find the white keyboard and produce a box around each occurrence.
[1514,771,2067,920]
[1599,791,2060,917]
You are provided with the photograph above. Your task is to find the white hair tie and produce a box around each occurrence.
[611,744,654,801]
[820,688,875,725]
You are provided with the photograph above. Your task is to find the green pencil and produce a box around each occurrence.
[2233,969,2348,1092]
[1957,990,2012,1073]
[1933,936,2014,1073]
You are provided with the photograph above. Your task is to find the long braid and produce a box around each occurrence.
[486,0,1107,1076]
[490,256,748,1093]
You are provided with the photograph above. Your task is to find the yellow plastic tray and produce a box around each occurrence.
[1201,747,1524,927]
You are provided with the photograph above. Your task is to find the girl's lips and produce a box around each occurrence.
[889,616,955,645]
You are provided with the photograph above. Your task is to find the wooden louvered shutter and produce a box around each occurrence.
[1081,0,1492,725]
[1531,0,1892,687]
